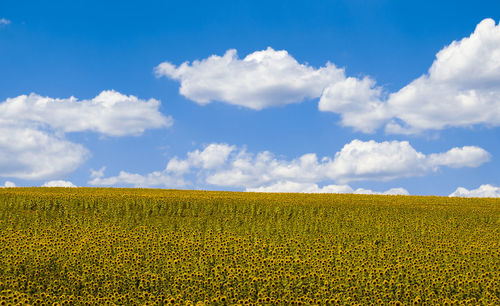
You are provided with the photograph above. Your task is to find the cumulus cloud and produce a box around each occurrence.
[0,18,10,25]
[384,18,500,133]
[167,143,236,173]
[318,77,388,133]
[0,125,89,180]
[205,140,489,186]
[89,170,187,188]
[330,140,491,182]
[89,143,236,188]
[449,184,500,198]
[246,181,409,195]
[320,18,500,134]
[88,163,187,188]
[354,187,409,195]
[428,146,491,168]
[246,182,354,193]
[0,91,172,180]
[205,150,328,188]
[42,180,77,187]
[155,47,345,110]
[159,19,500,134]
[1,181,16,188]
[329,140,428,182]
[90,140,489,190]
[0,90,172,136]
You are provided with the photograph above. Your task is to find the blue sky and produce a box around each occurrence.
[1,0,500,197]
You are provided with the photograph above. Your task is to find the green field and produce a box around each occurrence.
[0,188,498,305]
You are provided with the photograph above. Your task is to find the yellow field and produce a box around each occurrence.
[0,188,498,305]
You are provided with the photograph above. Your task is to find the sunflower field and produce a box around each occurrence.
[0,188,498,305]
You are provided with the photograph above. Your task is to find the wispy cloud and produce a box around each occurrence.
[0,18,11,25]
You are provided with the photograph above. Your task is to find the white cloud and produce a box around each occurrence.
[91,140,489,190]
[165,158,191,175]
[246,181,409,195]
[2,181,16,188]
[155,47,345,110]
[385,18,500,134]
[0,91,172,180]
[449,184,500,198]
[329,140,428,182]
[90,166,106,179]
[89,169,187,188]
[354,187,409,195]
[330,140,491,182]
[89,143,235,188]
[319,18,500,134]
[0,18,10,25]
[158,19,500,134]
[0,90,172,136]
[428,146,491,168]
[318,77,388,133]
[0,125,89,180]
[42,180,77,187]
[166,143,236,175]
[247,181,354,193]
[205,150,328,188]
[186,143,235,169]
[205,140,489,187]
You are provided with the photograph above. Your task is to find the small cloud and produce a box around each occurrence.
[42,180,77,187]
[90,166,106,179]
[449,184,500,198]
[2,181,16,188]
[0,18,11,25]
[246,181,409,195]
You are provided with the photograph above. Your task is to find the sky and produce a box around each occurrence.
[1,0,500,197]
